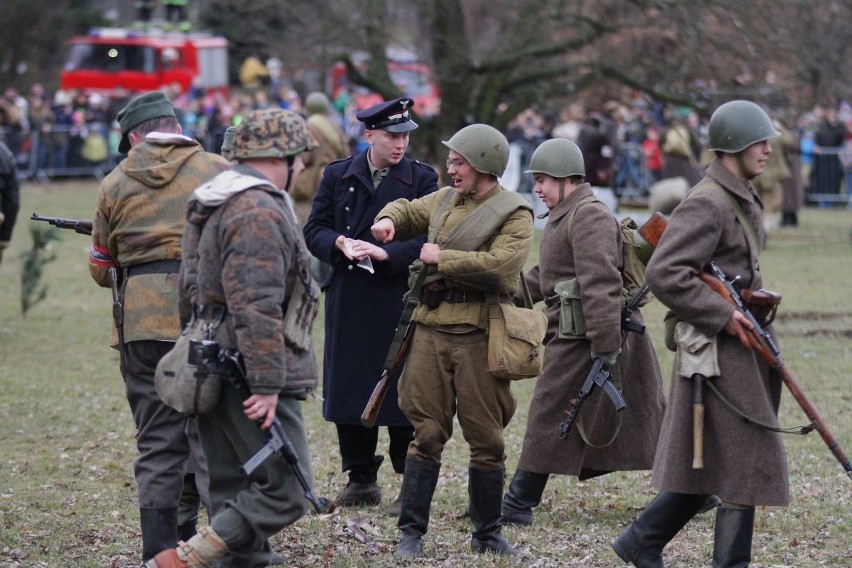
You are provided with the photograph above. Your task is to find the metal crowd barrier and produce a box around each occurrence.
[2,124,118,182]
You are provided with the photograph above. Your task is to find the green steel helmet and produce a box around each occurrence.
[708,100,779,153]
[442,124,510,176]
[525,138,585,178]
[304,91,331,115]
[232,108,318,160]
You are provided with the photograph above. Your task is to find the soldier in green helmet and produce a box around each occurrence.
[612,100,787,567]
[371,123,534,559]
[501,138,666,526]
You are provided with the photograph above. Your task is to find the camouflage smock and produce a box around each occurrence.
[179,165,318,395]
[89,133,229,342]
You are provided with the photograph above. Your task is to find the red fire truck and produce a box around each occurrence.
[328,52,440,117]
[59,27,229,97]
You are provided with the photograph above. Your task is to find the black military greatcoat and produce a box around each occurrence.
[304,152,438,425]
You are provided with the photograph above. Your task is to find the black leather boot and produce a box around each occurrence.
[395,458,441,558]
[502,468,549,525]
[139,507,178,562]
[611,492,709,567]
[712,506,755,568]
[177,517,197,542]
[469,467,518,555]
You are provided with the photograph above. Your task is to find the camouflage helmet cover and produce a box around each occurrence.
[526,138,585,178]
[441,124,510,177]
[232,108,317,160]
[220,125,237,159]
[708,100,779,153]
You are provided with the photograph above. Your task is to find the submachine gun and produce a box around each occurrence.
[196,344,337,513]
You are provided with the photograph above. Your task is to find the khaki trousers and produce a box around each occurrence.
[398,325,516,469]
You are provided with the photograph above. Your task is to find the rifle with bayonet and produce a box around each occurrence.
[701,261,852,480]
[31,213,93,235]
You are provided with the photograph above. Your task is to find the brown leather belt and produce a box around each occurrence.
[441,289,513,304]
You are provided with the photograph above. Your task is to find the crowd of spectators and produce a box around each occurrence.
[504,96,852,202]
[1,81,849,203]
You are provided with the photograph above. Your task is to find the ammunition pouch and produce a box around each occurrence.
[419,280,446,310]
[742,288,781,326]
[554,278,586,339]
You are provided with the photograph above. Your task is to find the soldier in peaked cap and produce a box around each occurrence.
[304,97,438,512]
[88,90,229,563]
[148,109,322,567]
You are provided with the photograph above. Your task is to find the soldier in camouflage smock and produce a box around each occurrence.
[88,91,229,563]
[147,109,320,568]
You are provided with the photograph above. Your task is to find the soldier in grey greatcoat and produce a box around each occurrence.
[612,100,789,568]
[501,138,666,526]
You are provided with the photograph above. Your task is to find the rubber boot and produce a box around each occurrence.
[712,506,755,568]
[140,507,178,562]
[502,469,549,525]
[611,492,709,567]
[469,467,518,555]
[395,458,441,558]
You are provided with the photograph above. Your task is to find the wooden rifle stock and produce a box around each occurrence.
[643,212,852,480]
[360,323,415,428]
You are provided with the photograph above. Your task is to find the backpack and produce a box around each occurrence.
[565,195,652,307]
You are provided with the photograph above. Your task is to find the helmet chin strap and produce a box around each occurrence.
[461,171,482,197]
[284,156,295,193]
[558,178,566,202]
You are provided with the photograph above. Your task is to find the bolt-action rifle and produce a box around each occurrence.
[643,212,852,480]
[31,213,93,236]
[31,212,127,372]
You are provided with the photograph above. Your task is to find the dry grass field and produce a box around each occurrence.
[1,180,850,567]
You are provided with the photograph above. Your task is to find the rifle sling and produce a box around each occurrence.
[704,379,810,435]
[575,360,624,449]
[381,189,456,372]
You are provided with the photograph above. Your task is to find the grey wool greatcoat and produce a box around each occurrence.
[303,152,438,425]
[517,184,666,477]
[646,159,789,506]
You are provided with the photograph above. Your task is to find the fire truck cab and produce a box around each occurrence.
[60,27,229,96]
